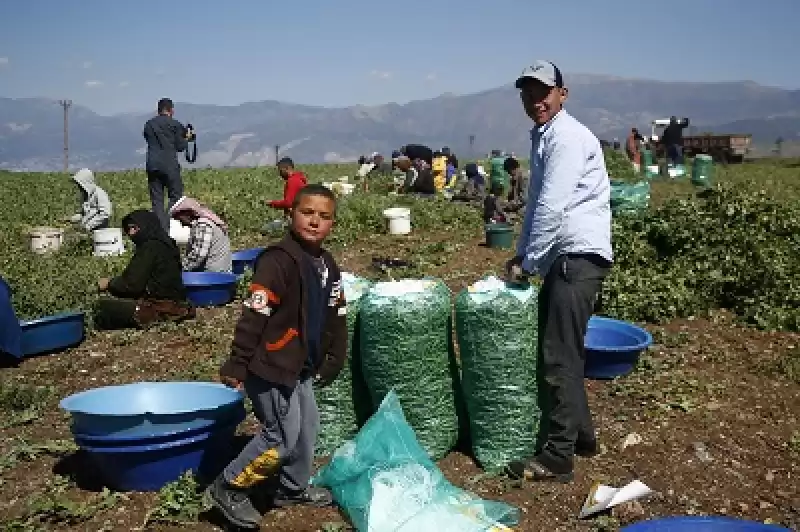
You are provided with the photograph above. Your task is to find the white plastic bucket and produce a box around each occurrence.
[169,219,191,246]
[29,227,64,254]
[383,207,411,235]
[92,228,125,257]
[667,164,687,178]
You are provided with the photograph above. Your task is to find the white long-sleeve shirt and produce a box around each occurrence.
[516,109,613,276]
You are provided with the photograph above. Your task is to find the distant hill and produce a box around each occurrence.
[2,74,799,171]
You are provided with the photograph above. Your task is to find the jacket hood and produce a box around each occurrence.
[72,168,96,194]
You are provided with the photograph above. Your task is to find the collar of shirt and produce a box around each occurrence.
[531,109,565,141]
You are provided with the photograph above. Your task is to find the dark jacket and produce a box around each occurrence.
[220,233,347,388]
[412,167,436,194]
[660,122,687,146]
[143,114,189,173]
[109,210,188,302]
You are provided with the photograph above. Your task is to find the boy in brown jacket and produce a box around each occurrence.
[208,184,347,529]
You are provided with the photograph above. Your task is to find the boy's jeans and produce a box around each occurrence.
[223,376,319,493]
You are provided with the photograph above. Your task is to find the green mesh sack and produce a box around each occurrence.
[455,276,541,472]
[315,273,374,456]
[610,180,650,215]
[312,390,520,532]
[359,279,459,460]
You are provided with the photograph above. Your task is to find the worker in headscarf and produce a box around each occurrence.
[170,196,233,273]
[94,210,195,330]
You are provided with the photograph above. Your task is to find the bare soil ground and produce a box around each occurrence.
[1,235,798,531]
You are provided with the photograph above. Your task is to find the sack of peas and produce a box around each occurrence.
[315,273,374,456]
[359,278,460,460]
[455,276,541,472]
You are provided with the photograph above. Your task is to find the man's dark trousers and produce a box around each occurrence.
[537,253,610,472]
[147,167,184,233]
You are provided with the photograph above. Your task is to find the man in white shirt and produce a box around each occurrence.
[505,60,613,483]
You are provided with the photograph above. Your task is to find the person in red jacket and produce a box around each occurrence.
[267,158,308,215]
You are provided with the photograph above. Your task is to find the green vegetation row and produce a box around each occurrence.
[1,157,799,331]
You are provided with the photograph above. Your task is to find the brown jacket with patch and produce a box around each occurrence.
[220,233,347,388]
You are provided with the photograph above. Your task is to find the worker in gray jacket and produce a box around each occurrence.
[70,168,113,231]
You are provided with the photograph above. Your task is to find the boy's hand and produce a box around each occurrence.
[220,376,243,391]
[97,277,110,292]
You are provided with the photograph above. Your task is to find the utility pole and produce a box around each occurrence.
[58,99,72,172]
[469,134,475,158]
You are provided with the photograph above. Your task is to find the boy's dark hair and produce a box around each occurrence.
[277,157,294,168]
[157,98,174,114]
[291,184,337,212]
[503,157,520,174]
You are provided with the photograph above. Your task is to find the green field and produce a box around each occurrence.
[0,156,798,531]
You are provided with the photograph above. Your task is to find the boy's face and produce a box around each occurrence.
[290,194,335,246]
[278,164,292,179]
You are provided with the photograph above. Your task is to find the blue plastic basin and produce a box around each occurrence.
[584,316,653,379]
[232,247,264,275]
[60,381,245,438]
[622,516,790,531]
[81,417,242,491]
[19,311,85,357]
[182,271,239,307]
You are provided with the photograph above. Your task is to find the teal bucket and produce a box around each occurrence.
[692,154,714,187]
[485,223,514,249]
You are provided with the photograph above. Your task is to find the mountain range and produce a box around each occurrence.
[2,74,799,171]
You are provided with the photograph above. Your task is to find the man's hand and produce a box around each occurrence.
[314,373,334,389]
[97,278,110,292]
[504,256,529,286]
[220,375,244,391]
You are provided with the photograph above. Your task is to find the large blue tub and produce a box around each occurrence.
[182,271,239,307]
[232,247,264,275]
[60,381,244,438]
[622,516,790,531]
[584,316,653,379]
[81,413,244,491]
[19,311,85,358]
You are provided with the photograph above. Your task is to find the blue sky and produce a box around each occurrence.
[0,0,798,116]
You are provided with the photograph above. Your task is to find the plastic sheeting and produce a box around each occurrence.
[312,390,519,532]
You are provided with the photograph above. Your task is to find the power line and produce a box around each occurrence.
[58,99,72,173]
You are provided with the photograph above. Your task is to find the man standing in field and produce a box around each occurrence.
[504,60,613,483]
[143,98,194,233]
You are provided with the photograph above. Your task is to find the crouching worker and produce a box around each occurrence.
[94,210,195,330]
[208,184,347,529]
[484,182,513,224]
[68,168,112,231]
[169,196,233,273]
